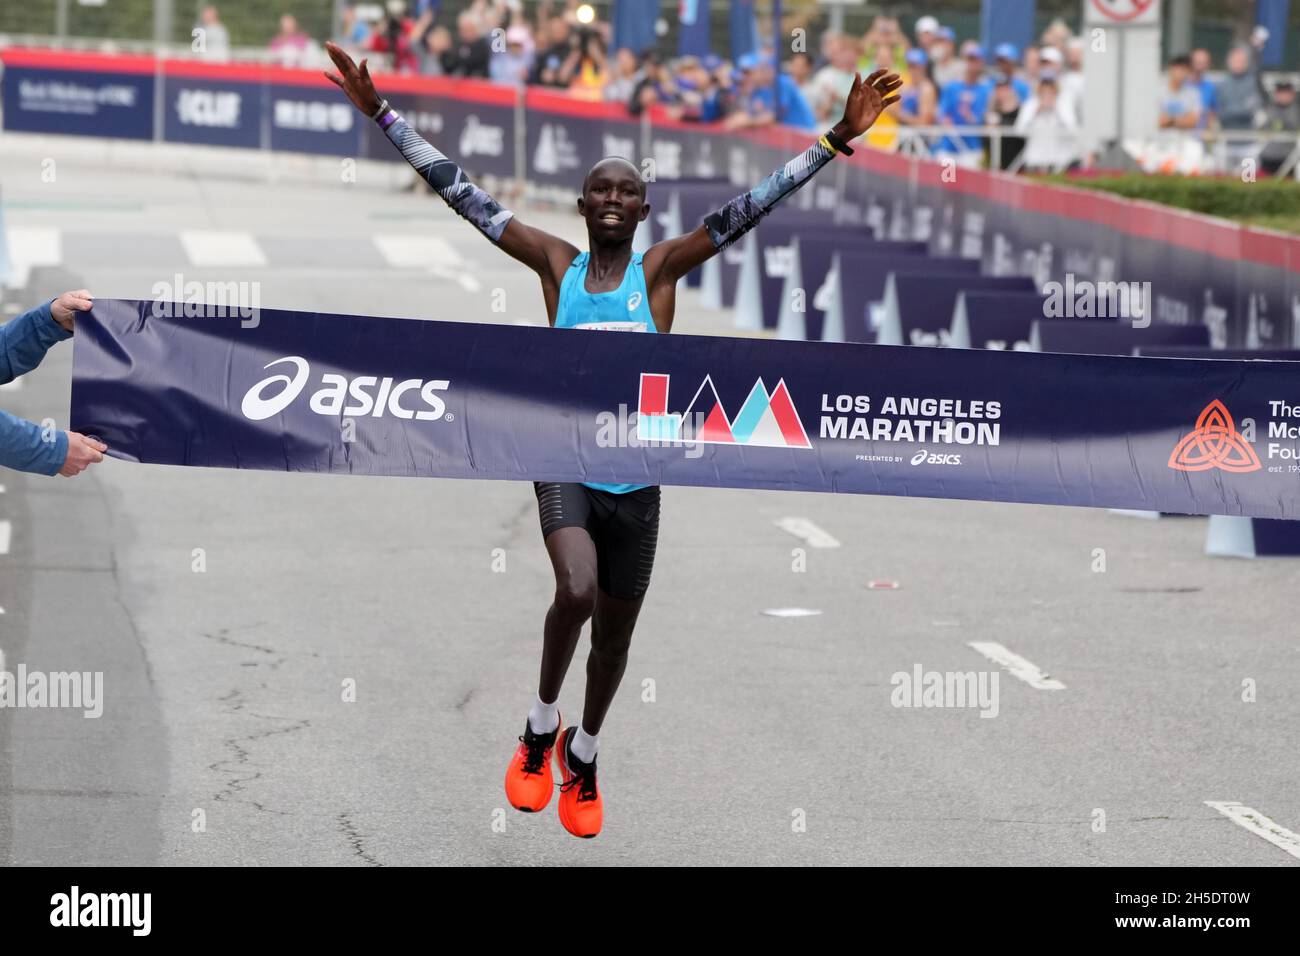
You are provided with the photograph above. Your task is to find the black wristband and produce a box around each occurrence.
[824,128,855,156]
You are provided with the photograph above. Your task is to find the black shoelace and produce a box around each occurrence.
[560,752,598,802]
[518,731,551,775]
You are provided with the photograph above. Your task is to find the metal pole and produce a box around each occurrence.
[773,0,783,115]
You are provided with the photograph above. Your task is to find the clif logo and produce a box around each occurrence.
[1168,399,1261,473]
[635,373,811,448]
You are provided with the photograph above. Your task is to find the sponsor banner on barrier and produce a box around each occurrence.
[2,65,154,140]
[71,299,1300,519]
[362,93,516,179]
[162,77,262,149]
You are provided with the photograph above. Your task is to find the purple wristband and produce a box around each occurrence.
[378,109,399,131]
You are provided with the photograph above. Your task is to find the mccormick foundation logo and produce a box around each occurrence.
[1168,399,1262,474]
[636,373,811,448]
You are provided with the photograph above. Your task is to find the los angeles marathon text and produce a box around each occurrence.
[819,395,1002,445]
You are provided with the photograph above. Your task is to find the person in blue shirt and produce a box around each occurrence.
[1190,48,1219,128]
[993,43,1031,102]
[1,290,106,477]
[938,41,993,156]
[725,52,818,132]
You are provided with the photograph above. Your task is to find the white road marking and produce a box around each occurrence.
[0,519,10,554]
[373,234,462,268]
[4,227,61,288]
[0,379,22,392]
[373,234,480,291]
[1204,801,1300,860]
[761,608,823,618]
[967,641,1066,690]
[774,517,841,549]
[180,230,268,267]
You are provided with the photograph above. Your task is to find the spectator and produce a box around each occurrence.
[1,292,105,478]
[992,44,1030,102]
[1022,45,1041,85]
[667,56,726,123]
[937,41,992,165]
[1158,55,1202,130]
[195,5,231,62]
[629,51,674,115]
[1014,73,1080,172]
[1060,39,1085,122]
[564,31,607,99]
[809,33,860,123]
[931,26,962,86]
[1260,80,1300,175]
[989,76,1025,169]
[913,15,940,53]
[1190,48,1218,128]
[371,2,421,74]
[788,51,817,106]
[603,47,639,104]
[895,48,938,127]
[1217,44,1265,131]
[270,13,312,68]
[490,24,534,85]
[337,4,373,50]
[860,15,907,74]
[724,52,817,132]
[531,16,576,87]
[419,27,451,74]
[442,10,492,77]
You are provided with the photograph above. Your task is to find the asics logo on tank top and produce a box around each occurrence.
[627,292,643,313]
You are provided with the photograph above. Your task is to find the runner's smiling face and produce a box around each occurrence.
[578,159,648,243]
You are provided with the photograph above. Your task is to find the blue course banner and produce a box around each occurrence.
[162,76,263,149]
[1,66,154,140]
[71,299,1300,519]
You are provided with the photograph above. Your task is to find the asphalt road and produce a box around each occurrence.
[1,136,1297,866]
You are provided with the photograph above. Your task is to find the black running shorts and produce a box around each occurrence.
[532,482,661,601]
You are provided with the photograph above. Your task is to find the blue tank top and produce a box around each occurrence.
[555,251,656,495]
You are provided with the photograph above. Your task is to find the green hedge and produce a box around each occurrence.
[1037,173,1300,234]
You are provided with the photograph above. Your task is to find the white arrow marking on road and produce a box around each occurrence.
[968,641,1065,690]
[1204,801,1300,860]
[774,517,840,549]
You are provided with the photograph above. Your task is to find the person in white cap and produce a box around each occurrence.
[914,15,940,53]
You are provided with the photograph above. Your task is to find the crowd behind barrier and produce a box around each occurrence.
[4,45,1300,359]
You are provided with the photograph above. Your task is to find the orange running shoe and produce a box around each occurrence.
[504,714,561,813]
[555,727,603,838]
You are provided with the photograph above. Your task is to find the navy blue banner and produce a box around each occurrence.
[2,66,154,140]
[163,77,262,149]
[70,299,1300,519]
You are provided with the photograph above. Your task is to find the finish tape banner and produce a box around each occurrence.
[70,299,1300,519]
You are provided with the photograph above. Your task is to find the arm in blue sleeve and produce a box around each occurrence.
[0,409,66,475]
[0,300,72,386]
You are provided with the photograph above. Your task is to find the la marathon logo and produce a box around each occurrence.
[636,373,811,448]
[1168,400,1262,474]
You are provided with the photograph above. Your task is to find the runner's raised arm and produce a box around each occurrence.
[643,69,902,288]
[324,41,578,285]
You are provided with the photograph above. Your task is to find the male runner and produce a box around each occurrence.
[324,41,899,838]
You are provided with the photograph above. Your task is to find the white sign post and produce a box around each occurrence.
[1082,0,1163,162]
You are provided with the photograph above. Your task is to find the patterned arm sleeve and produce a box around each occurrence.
[703,137,838,251]
[377,109,515,244]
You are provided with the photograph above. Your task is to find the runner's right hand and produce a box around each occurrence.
[324,41,382,116]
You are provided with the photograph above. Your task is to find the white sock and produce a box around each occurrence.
[571,726,599,764]
[527,694,559,735]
